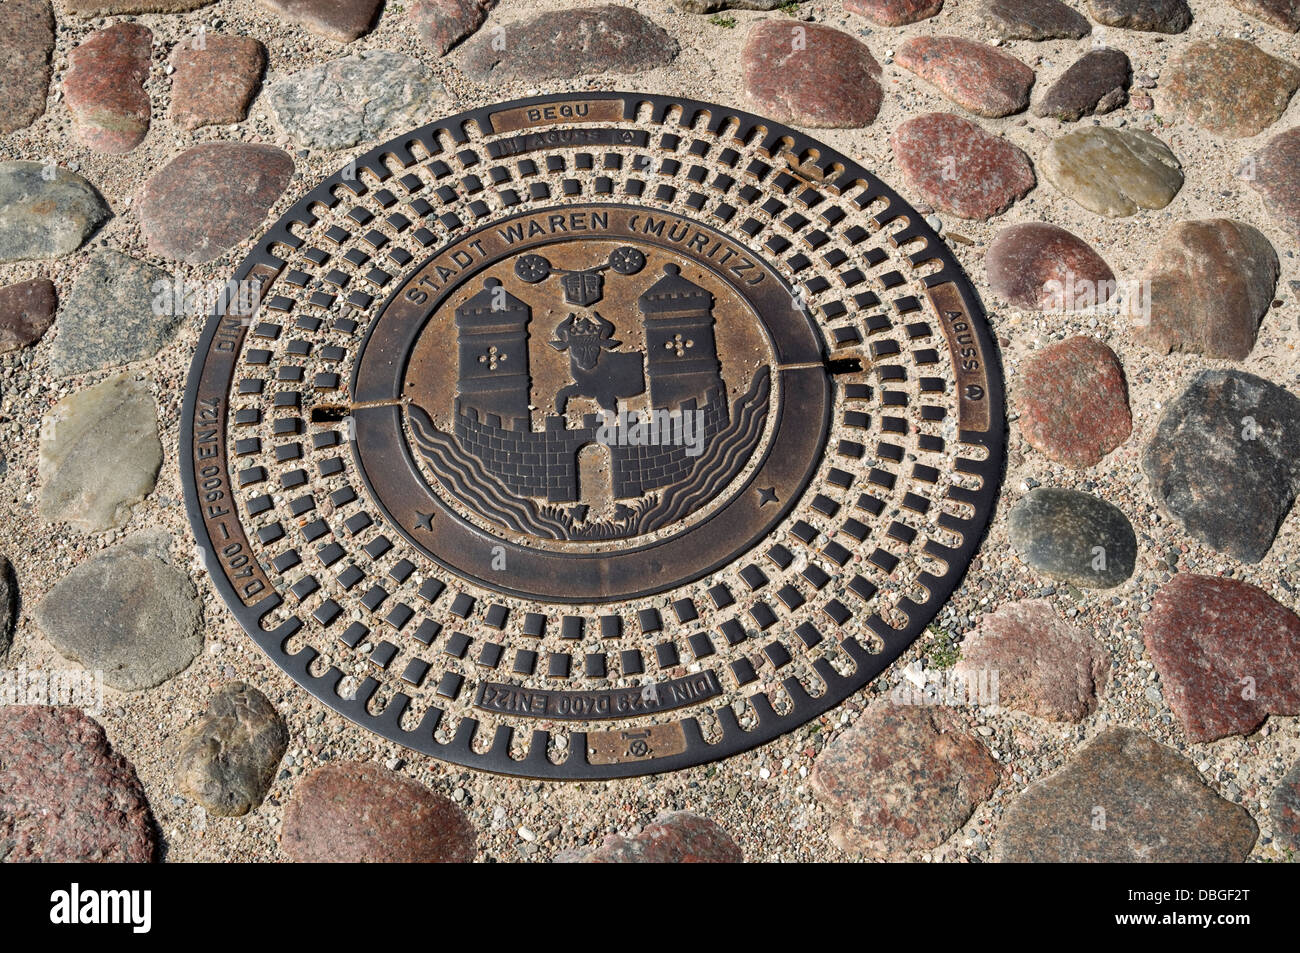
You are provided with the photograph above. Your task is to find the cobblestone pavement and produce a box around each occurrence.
[1,0,1298,862]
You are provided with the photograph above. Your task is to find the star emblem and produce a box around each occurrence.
[757,486,778,506]
[414,511,434,531]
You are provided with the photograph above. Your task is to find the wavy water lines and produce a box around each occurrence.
[407,405,570,539]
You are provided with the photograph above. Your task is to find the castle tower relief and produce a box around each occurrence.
[455,277,531,425]
[638,263,723,410]
[416,242,768,543]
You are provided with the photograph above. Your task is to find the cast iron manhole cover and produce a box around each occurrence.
[183,93,1005,778]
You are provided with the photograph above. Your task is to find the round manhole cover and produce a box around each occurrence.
[182,93,1005,779]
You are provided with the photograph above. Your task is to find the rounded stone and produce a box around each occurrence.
[892,113,1035,220]
[1033,48,1131,122]
[1249,126,1300,242]
[1144,574,1300,743]
[1161,39,1299,139]
[139,143,293,264]
[1015,336,1131,468]
[267,50,442,151]
[0,161,110,264]
[896,36,1034,118]
[1041,127,1183,218]
[64,22,152,154]
[811,704,1000,858]
[0,0,54,134]
[995,728,1257,862]
[0,706,158,862]
[283,762,476,862]
[1086,0,1192,32]
[0,554,14,657]
[174,681,289,817]
[742,21,883,129]
[410,0,494,55]
[845,0,943,25]
[34,531,203,691]
[1134,218,1278,361]
[986,221,1115,312]
[979,0,1091,39]
[169,32,266,131]
[39,372,162,533]
[558,812,743,862]
[458,5,678,83]
[1269,762,1300,852]
[1007,487,1137,588]
[0,277,57,353]
[257,0,383,42]
[49,249,180,377]
[1228,0,1300,31]
[954,599,1109,721]
[1142,369,1300,563]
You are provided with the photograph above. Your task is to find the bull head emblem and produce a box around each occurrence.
[549,312,646,413]
[549,312,620,370]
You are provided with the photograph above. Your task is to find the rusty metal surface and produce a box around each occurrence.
[181,92,1005,779]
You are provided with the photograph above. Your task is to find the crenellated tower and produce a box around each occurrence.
[455,277,531,425]
[638,263,722,410]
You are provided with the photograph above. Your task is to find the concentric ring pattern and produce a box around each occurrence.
[182,92,1005,778]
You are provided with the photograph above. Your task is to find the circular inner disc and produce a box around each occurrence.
[182,92,1006,779]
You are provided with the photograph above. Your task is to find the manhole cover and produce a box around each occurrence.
[182,93,1005,778]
